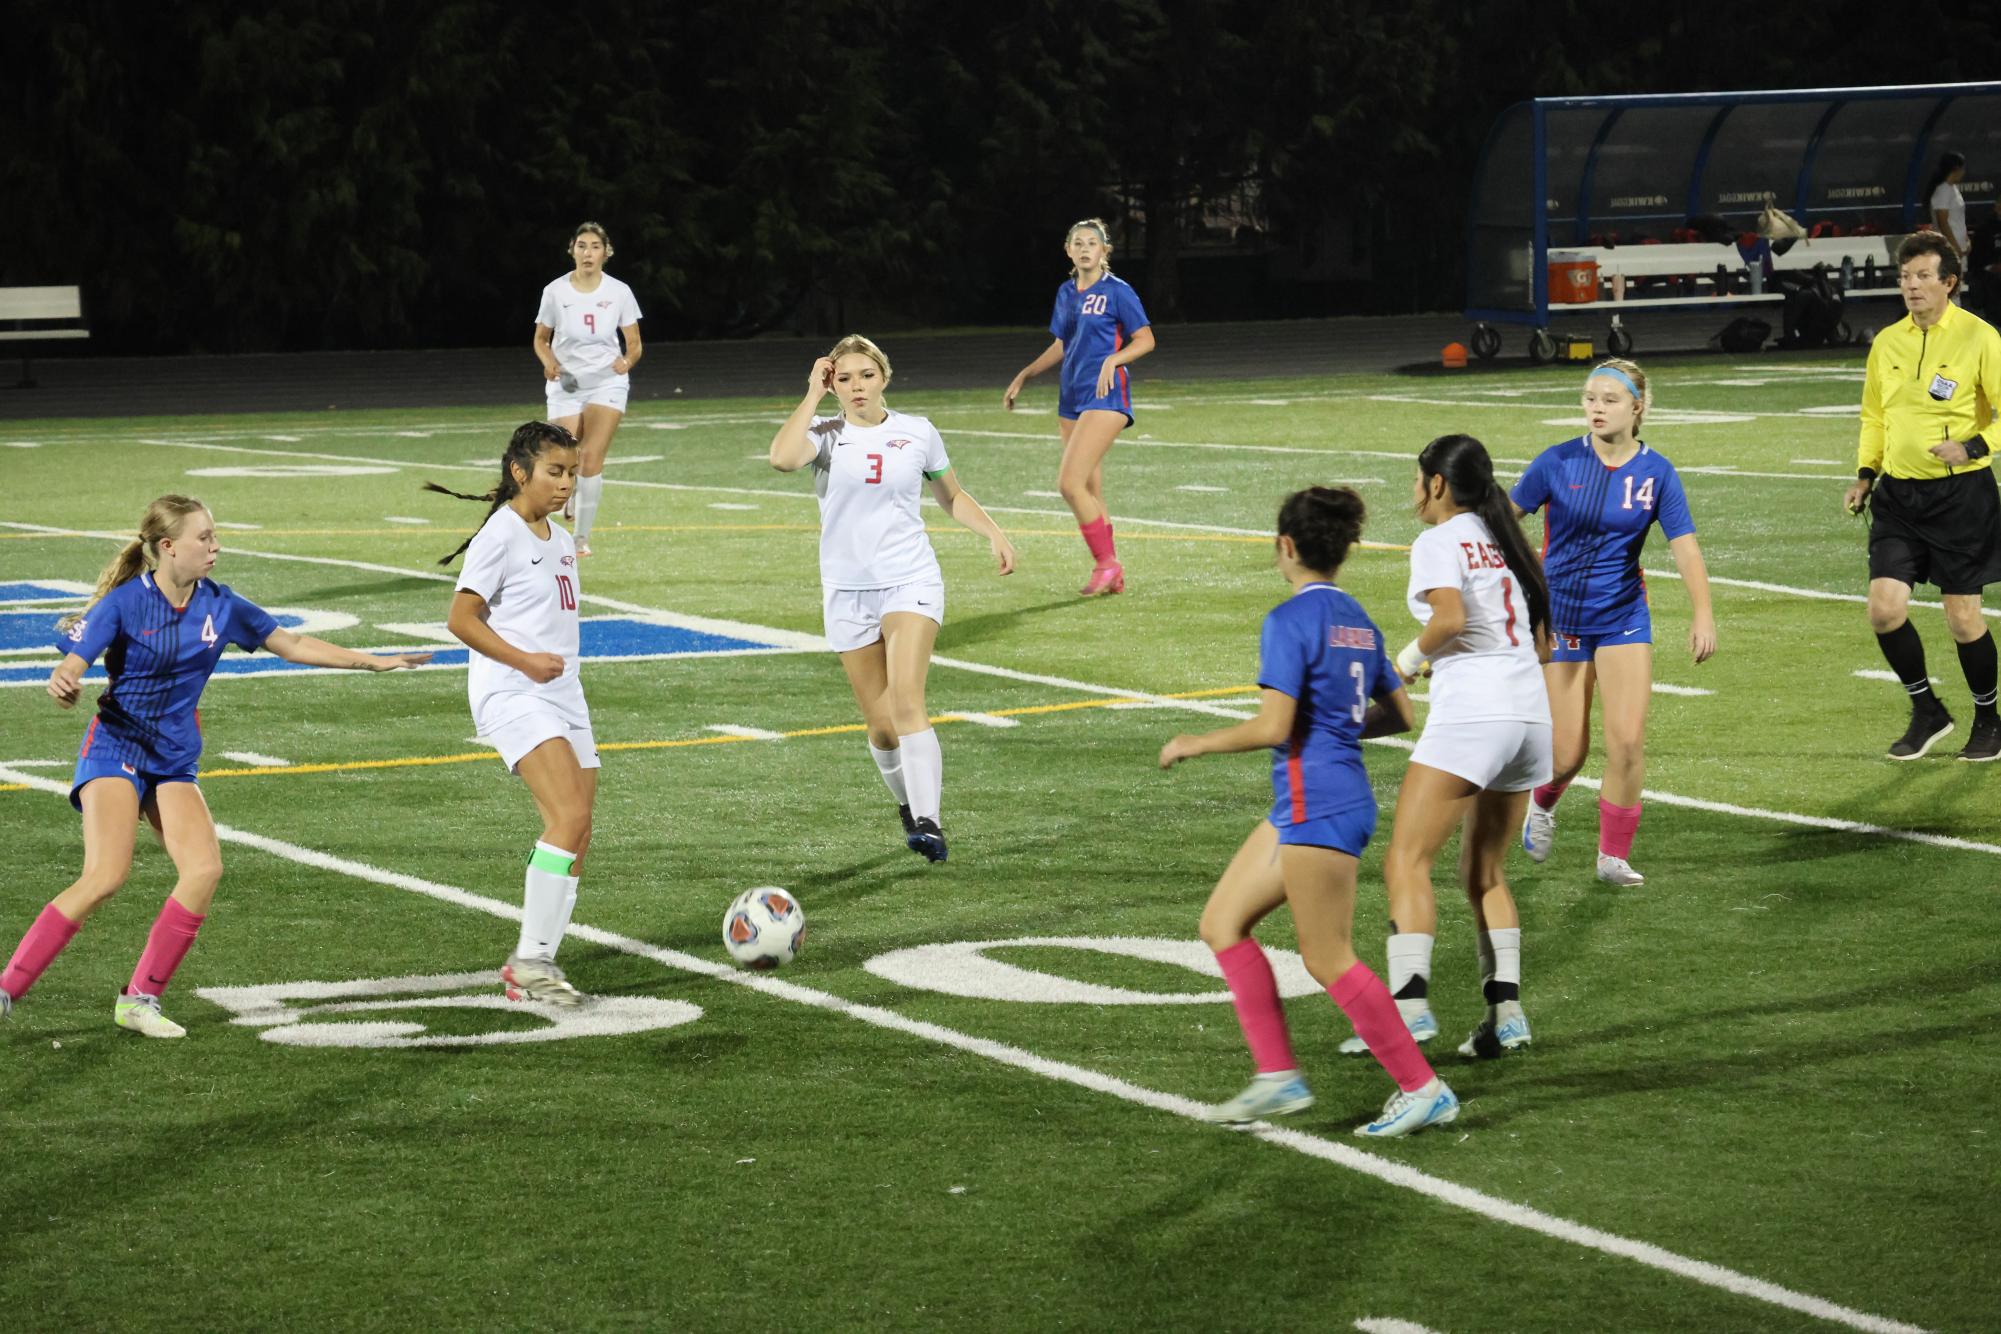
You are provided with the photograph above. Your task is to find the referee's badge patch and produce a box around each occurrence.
[1928,372,1959,401]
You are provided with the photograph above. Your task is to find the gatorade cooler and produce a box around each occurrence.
[1547,253,1600,305]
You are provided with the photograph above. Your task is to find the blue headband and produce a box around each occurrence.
[1588,366,1640,400]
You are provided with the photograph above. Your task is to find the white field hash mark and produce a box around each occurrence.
[0,757,1928,1334]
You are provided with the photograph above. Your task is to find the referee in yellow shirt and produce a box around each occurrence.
[1844,232,2001,761]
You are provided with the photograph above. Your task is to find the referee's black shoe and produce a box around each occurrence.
[1959,714,2001,763]
[1887,704,1955,760]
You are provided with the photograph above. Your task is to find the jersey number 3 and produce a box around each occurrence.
[1621,476,1657,511]
[865,454,884,484]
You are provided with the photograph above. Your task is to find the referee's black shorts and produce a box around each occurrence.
[1867,469,2001,595]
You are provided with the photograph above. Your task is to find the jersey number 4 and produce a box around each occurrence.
[200,614,218,646]
[1621,476,1657,511]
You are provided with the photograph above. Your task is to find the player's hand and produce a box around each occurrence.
[543,362,561,383]
[808,357,835,400]
[991,536,1017,575]
[1095,359,1119,398]
[1002,377,1024,411]
[370,652,434,672]
[1159,735,1201,769]
[518,653,566,683]
[1930,439,1971,467]
[1688,614,1717,665]
[612,356,630,375]
[1843,479,1873,515]
[46,666,82,708]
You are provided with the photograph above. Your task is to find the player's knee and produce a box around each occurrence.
[1058,473,1092,505]
[1946,608,1987,642]
[71,865,129,906]
[1867,598,1907,634]
[888,701,929,735]
[1197,907,1244,952]
[180,855,223,895]
[1298,939,1357,988]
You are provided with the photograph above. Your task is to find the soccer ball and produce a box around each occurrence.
[723,887,805,970]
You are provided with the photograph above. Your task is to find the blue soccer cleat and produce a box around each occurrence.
[906,816,948,863]
[1338,1008,1438,1055]
[1459,1001,1532,1059]
[1203,1072,1315,1125]
[1354,1079,1460,1139]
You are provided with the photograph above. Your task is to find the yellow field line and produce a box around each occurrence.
[0,685,1259,793]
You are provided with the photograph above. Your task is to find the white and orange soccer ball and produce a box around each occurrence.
[722,887,805,970]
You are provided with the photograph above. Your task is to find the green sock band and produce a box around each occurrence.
[528,843,576,876]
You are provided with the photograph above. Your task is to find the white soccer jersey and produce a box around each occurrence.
[809,410,952,590]
[456,506,584,716]
[535,274,642,388]
[1407,511,1549,725]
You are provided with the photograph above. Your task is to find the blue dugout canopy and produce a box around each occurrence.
[1466,82,2001,322]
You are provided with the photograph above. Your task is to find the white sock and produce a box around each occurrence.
[1487,927,1522,991]
[573,472,605,544]
[1386,932,1434,1022]
[898,727,942,823]
[517,841,579,959]
[869,742,909,805]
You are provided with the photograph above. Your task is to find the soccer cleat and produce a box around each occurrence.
[501,955,583,1006]
[897,803,918,837]
[574,541,592,559]
[1887,706,1954,760]
[1354,1079,1460,1139]
[1521,801,1556,863]
[1459,1001,1532,1058]
[1203,1072,1315,1125]
[114,991,186,1039]
[1958,715,2001,762]
[1079,562,1125,597]
[1338,1008,1439,1055]
[906,816,948,863]
[1596,854,1645,887]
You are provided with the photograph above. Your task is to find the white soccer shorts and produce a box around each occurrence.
[476,693,601,773]
[1409,718,1552,793]
[822,579,946,653]
[545,374,630,418]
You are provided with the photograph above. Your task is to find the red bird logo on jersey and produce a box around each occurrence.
[561,555,576,567]
[884,438,913,450]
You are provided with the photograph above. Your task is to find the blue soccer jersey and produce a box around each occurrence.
[56,574,279,771]
[1511,437,1695,635]
[1256,583,1401,822]
[1049,273,1150,418]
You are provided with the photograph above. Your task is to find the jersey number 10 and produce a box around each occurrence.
[556,574,577,611]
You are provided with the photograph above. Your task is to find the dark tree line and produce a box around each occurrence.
[6,0,1995,354]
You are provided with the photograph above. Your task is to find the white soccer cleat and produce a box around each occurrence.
[1338,1008,1438,1055]
[0,988,12,1020]
[1202,1072,1315,1125]
[1459,1001,1533,1058]
[1354,1079,1460,1139]
[1596,854,1645,887]
[501,955,583,1007]
[1521,802,1556,863]
[113,991,186,1039]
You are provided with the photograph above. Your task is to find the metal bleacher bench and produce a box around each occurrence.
[1571,235,1906,308]
[0,285,90,388]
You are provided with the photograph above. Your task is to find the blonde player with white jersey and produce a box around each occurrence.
[425,422,596,1005]
[770,335,1016,863]
[533,221,643,556]
[1341,434,1553,1064]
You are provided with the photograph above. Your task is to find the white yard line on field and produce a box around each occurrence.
[0,767,1928,1333]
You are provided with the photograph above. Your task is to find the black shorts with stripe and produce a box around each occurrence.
[1866,469,2001,595]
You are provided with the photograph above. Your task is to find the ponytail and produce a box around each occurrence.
[1419,434,1549,641]
[57,494,209,634]
[427,422,578,565]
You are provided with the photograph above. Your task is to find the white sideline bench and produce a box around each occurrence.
[0,285,90,387]
[1552,238,1906,310]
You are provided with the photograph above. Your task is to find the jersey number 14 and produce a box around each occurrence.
[1621,476,1657,511]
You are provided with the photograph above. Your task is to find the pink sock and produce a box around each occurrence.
[127,898,206,998]
[1079,516,1117,566]
[1329,961,1435,1093]
[1532,778,1570,811]
[1,904,83,1001]
[1598,799,1642,860]
[1213,939,1296,1073]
